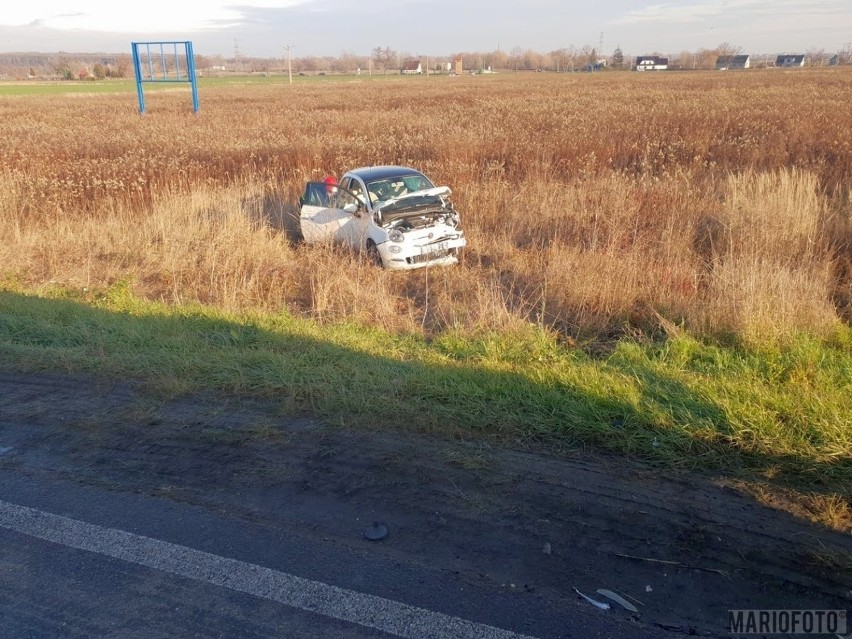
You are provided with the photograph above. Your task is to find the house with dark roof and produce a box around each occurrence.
[635,56,668,71]
[776,54,805,67]
[400,59,422,75]
[716,54,750,70]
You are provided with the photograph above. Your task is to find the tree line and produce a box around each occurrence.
[0,53,131,80]
[2,42,849,79]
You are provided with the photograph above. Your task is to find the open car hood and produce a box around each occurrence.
[373,186,452,222]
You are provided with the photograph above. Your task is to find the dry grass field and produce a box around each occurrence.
[2,70,851,528]
[1,70,851,344]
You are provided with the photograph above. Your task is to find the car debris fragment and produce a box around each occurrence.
[573,587,611,610]
[596,589,640,613]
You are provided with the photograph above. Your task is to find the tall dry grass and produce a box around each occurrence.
[696,170,840,341]
[1,70,850,343]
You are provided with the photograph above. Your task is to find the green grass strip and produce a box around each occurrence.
[0,285,849,495]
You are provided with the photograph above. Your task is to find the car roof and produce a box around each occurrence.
[344,165,428,183]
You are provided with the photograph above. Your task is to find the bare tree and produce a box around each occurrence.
[580,44,596,66]
[335,50,366,73]
[370,47,398,73]
[716,42,743,58]
[564,46,578,71]
[300,57,318,73]
[691,48,717,70]
[510,46,523,71]
[546,48,567,72]
[384,47,399,72]
[483,49,508,70]
[568,46,595,71]
[805,47,827,66]
[371,46,389,73]
[521,49,545,70]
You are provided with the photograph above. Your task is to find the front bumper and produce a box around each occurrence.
[378,234,467,270]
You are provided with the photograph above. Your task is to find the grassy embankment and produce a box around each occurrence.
[1,284,850,530]
[0,71,850,528]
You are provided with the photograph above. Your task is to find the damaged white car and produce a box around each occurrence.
[299,166,466,270]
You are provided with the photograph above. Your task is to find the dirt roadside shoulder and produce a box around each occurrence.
[0,371,849,637]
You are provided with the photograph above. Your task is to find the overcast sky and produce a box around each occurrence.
[0,0,849,58]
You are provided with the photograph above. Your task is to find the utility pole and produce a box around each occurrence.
[233,39,240,73]
[283,45,293,84]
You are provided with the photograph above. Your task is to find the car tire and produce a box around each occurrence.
[365,240,383,267]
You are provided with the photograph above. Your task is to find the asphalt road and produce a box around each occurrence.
[0,470,667,639]
[2,372,847,638]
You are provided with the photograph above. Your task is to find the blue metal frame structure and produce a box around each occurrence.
[131,41,199,114]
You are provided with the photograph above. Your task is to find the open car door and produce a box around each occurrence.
[299,182,358,244]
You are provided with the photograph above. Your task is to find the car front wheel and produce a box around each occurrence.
[365,240,383,267]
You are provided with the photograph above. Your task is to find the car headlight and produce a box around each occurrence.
[388,245,402,254]
[389,229,404,243]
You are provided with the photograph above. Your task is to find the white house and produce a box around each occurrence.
[776,54,805,67]
[635,56,668,71]
[716,55,750,70]
[401,60,422,75]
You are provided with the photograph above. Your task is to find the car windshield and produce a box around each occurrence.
[366,174,434,204]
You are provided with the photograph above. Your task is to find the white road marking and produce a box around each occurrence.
[0,499,540,639]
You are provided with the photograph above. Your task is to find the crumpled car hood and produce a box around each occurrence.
[372,186,452,217]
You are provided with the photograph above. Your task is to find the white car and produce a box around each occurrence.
[299,166,467,270]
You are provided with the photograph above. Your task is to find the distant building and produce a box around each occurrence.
[454,56,463,75]
[400,59,422,75]
[635,56,668,71]
[716,54,750,70]
[776,54,805,67]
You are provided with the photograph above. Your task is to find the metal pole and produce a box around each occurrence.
[288,46,292,85]
[131,43,146,114]
[187,41,200,113]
